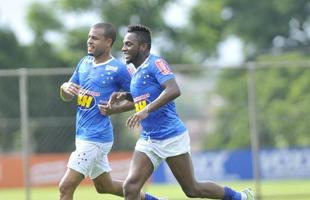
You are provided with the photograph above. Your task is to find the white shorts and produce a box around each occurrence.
[67,139,113,179]
[135,131,190,170]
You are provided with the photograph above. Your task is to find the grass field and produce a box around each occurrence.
[1,180,310,200]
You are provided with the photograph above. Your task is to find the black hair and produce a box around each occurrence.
[127,24,152,50]
[93,22,116,46]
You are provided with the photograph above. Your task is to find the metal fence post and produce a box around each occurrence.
[19,68,31,200]
[247,62,261,199]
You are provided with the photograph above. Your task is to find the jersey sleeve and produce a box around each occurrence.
[116,64,132,92]
[69,57,85,84]
[151,58,175,84]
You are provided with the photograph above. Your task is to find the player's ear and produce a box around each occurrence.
[106,38,113,47]
[140,43,148,51]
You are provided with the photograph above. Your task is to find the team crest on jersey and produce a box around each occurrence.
[155,59,172,75]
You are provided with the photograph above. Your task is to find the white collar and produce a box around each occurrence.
[92,56,114,67]
[138,55,151,69]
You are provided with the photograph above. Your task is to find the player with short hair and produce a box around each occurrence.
[59,22,160,200]
[108,24,255,200]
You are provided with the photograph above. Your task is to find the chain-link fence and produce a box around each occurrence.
[0,62,310,199]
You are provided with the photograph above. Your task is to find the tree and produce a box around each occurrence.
[0,28,27,69]
[56,0,206,63]
[183,0,226,63]
[204,53,310,150]
[0,28,26,152]
[3,0,309,152]
[223,0,310,58]
[25,2,66,68]
[26,2,63,40]
[194,0,310,149]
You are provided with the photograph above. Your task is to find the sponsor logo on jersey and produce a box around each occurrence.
[135,100,147,112]
[133,93,150,102]
[77,94,95,109]
[155,59,172,75]
[133,93,150,112]
[106,65,118,72]
[77,89,98,109]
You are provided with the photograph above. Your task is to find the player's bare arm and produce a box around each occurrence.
[60,82,80,102]
[147,78,180,112]
[99,100,134,116]
[126,78,180,129]
[107,91,133,108]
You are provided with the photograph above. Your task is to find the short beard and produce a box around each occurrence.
[92,50,104,58]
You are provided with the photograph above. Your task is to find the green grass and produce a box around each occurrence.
[1,180,310,200]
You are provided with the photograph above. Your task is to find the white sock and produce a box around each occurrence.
[241,192,247,200]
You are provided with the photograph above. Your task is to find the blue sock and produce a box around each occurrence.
[145,193,159,200]
[223,187,241,200]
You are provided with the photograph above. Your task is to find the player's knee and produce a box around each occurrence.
[123,179,139,196]
[59,180,75,195]
[183,189,196,198]
[94,185,104,194]
[94,185,110,194]
[182,185,199,198]
[95,187,106,194]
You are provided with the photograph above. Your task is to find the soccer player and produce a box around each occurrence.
[59,22,160,200]
[108,24,255,200]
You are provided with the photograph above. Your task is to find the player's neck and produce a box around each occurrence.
[134,53,150,68]
[94,52,112,64]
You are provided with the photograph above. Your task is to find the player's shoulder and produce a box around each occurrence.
[148,54,169,67]
[79,55,94,65]
[75,55,94,71]
[81,55,94,63]
[148,54,172,74]
[109,57,126,67]
[149,54,167,62]
[108,57,127,71]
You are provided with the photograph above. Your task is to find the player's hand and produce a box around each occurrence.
[61,82,80,97]
[108,92,127,108]
[126,106,149,129]
[98,103,112,116]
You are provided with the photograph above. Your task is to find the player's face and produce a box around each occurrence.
[122,33,141,65]
[87,27,111,58]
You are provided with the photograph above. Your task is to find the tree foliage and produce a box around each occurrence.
[205,53,310,150]
[57,0,188,62]
[0,28,27,69]
[198,0,310,149]
[223,0,310,58]
[26,2,63,39]
[184,0,225,62]
[1,0,310,152]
